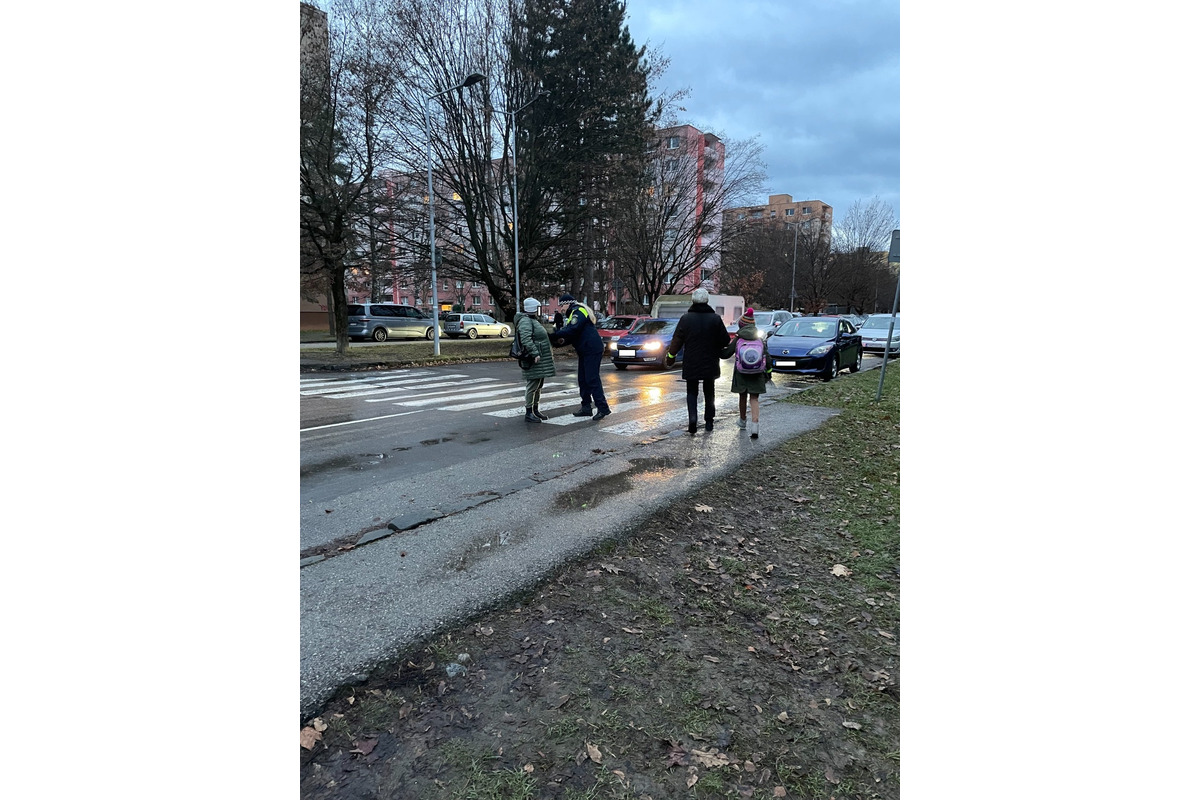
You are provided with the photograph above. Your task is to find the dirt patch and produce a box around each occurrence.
[300,367,900,799]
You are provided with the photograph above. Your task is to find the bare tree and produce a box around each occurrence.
[608,132,766,311]
[300,0,406,353]
[831,196,897,313]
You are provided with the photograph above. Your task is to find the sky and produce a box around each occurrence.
[622,0,899,227]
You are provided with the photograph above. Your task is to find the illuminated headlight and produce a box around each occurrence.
[756,329,765,339]
[610,341,619,351]
[644,341,662,352]
[808,344,833,356]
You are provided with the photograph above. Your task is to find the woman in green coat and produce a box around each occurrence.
[720,309,771,439]
[516,298,557,423]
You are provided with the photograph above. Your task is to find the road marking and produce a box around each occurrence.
[299,369,436,390]
[300,410,424,432]
[437,383,571,411]
[301,374,470,397]
[391,383,528,407]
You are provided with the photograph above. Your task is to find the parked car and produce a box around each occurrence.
[761,309,795,337]
[596,314,652,342]
[766,315,862,380]
[610,318,682,370]
[442,313,512,339]
[857,313,900,355]
[348,303,439,342]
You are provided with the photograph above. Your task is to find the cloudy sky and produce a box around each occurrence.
[622,0,899,226]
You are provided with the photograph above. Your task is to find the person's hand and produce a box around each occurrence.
[665,352,676,367]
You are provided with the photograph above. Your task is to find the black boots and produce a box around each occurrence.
[533,405,549,420]
[525,407,542,423]
[571,406,594,417]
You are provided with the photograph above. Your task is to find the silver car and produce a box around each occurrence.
[857,313,900,355]
[442,313,511,339]
[347,303,439,342]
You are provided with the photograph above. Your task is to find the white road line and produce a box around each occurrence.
[599,396,739,436]
[299,370,435,389]
[391,383,528,407]
[300,410,424,432]
[536,388,685,425]
[437,383,571,411]
[324,376,484,399]
[301,374,470,397]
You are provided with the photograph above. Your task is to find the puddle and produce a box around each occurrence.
[552,456,691,511]
[301,452,389,478]
[419,437,454,446]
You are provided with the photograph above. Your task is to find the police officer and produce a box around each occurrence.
[551,293,611,420]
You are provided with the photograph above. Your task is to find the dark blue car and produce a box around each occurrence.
[609,318,682,370]
[766,316,862,380]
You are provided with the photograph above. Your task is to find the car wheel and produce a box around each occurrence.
[499,326,510,337]
[849,347,862,373]
[467,328,478,339]
[823,354,839,381]
[425,327,435,340]
[615,363,627,370]
[372,328,388,342]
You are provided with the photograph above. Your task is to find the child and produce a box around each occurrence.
[720,309,771,439]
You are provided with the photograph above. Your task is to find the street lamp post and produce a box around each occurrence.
[497,91,544,314]
[424,72,484,355]
[788,222,799,313]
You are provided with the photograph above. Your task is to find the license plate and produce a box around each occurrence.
[774,360,795,367]
[618,349,635,357]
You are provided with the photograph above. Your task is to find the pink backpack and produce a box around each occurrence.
[734,337,765,374]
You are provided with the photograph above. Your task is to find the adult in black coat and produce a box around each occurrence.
[665,288,730,434]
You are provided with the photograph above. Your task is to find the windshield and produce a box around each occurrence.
[775,318,838,338]
[629,319,676,335]
[860,315,899,332]
[598,316,636,330]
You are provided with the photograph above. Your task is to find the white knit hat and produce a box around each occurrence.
[523,297,540,313]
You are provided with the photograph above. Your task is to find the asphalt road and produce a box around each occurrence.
[299,354,885,718]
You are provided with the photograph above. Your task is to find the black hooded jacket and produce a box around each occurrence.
[666,303,729,380]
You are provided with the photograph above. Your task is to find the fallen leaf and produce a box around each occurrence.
[300,727,321,750]
[876,629,895,639]
[523,764,534,773]
[690,748,732,767]
[831,564,852,577]
[773,788,787,798]
[842,721,862,730]
[703,655,720,663]
[687,774,699,788]
[311,718,328,733]
[694,504,713,513]
[600,563,623,574]
[587,742,602,763]
[777,711,789,721]
[351,738,377,756]
[347,696,355,705]
[825,765,839,783]
[622,627,644,634]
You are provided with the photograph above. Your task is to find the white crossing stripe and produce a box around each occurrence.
[391,383,528,407]
[299,369,437,391]
[437,383,570,411]
[537,388,685,425]
[599,395,738,436]
[302,374,469,397]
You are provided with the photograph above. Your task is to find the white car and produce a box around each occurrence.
[442,313,512,339]
[857,313,900,355]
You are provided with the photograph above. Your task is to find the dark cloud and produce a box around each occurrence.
[625,0,900,223]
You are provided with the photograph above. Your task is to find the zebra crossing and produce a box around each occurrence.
[300,368,758,436]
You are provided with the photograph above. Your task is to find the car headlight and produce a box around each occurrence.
[610,341,619,351]
[808,344,833,356]
[756,329,765,339]
[644,341,662,352]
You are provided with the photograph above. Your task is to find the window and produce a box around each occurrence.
[442,281,448,290]
[666,136,680,149]
[456,280,464,289]
[750,210,763,218]
[737,213,746,220]
[785,208,794,216]
[770,210,776,217]
[802,206,812,214]
[472,295,481,306]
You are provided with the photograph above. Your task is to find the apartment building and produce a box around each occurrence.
[723,194,832,236]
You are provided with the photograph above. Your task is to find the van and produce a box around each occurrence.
[347,303,439,342]
[651,294,745,329]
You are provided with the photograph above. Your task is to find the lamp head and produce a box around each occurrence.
[461,73,485,89]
